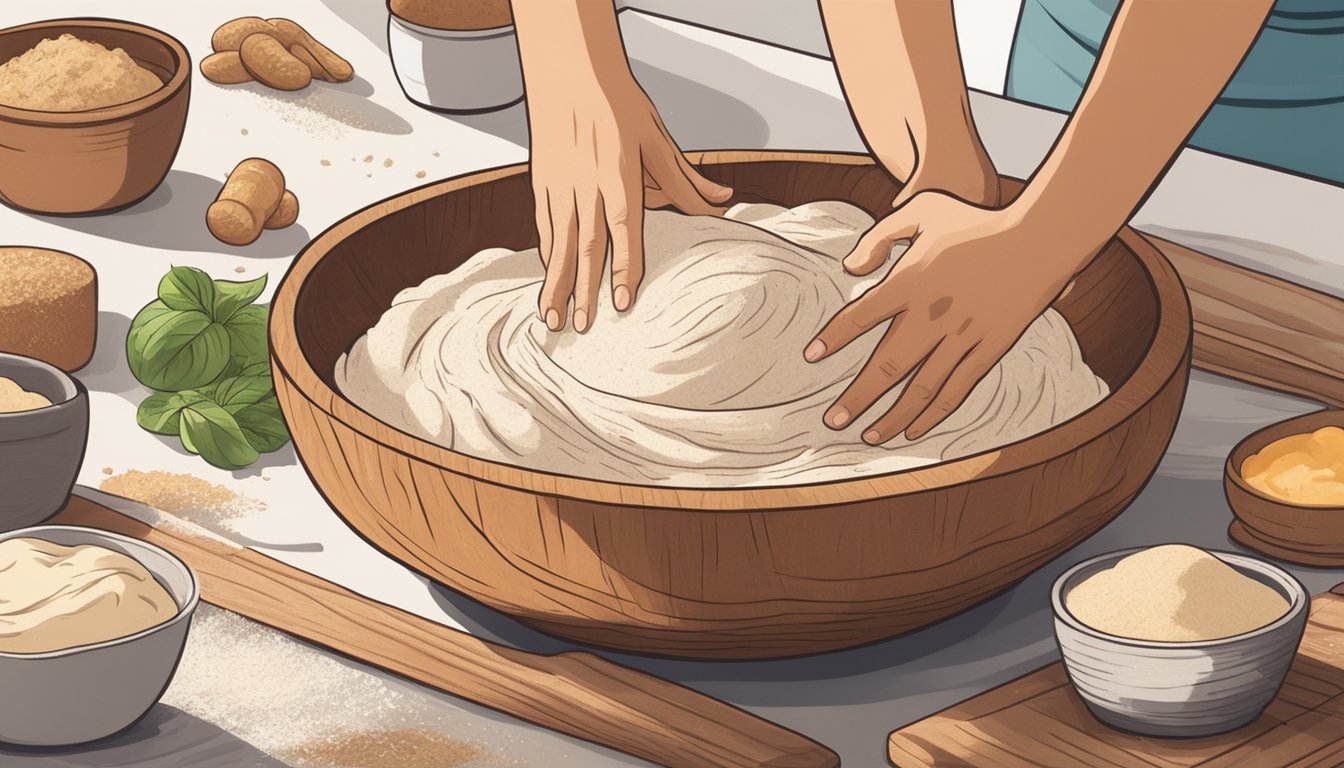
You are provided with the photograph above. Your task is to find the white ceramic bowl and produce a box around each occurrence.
[0,525,198,746]
[387,13,523,113]
[1052,547,1308,738]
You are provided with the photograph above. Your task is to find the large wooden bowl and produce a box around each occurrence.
[271,151,1192,659]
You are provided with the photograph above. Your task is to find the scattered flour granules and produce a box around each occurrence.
[100,470,264,535]
[0,33,162,110]
[1067,544,1290,642]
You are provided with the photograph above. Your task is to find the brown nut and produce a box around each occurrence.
[200,51,252,84]
[211,16,278,52]
[239,33,312,91]
[287,44,333,83]
[264,190,300,230]
[207,159,287,247]
[268,18,354,82]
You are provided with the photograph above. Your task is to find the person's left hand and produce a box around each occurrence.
[803,191,1088,444]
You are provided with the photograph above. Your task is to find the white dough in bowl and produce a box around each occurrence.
[336,201,1108,487]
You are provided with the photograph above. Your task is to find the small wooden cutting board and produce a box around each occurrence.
[889,583,1344,767]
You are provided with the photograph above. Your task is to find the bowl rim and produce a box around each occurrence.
[1051,544,1309,649]
[0,350,84,416]
[0,525,199,659]
[270,150,1193,511]
[386,0,515,35]
[1225,409,1344,511]
[0,17,191,126]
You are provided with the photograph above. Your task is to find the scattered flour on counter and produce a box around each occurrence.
[337,201,1109,487]
[100,470,263,534]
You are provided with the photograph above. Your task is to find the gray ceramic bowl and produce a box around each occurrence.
[0,353,89,531]
[0,525,198,746]
[387,13,523,113]
[1052,547,1308,738]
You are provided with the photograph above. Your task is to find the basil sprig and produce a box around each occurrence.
[127,266,290,470]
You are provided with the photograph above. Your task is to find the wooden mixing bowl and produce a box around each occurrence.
[0,19,191,214]
[271,151,1192,659]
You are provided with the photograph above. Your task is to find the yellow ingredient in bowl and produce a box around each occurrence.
[1067,544,1289,642]
[0,538,178,653]
[1242,426,1344,506]
[0,34,163,111]
[0,376,52,413]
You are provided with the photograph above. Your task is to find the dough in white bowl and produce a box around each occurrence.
[336,201,1108,487]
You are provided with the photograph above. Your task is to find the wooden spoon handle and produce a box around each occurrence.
[54,497,838,768]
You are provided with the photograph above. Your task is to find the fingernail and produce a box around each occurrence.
[906,427,925,441]
[826,408,850,429]
[862,429,882,445]
[545,308,561,331]
[574,308,589,333]
[842,256,862,274]
[614,285,632,312]
[804,339,827,363]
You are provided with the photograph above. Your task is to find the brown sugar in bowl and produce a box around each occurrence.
[1226,410,1344,567]
[269,151,1193,659]
[0,19,191,215]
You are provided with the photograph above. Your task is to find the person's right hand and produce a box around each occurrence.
[528,76,732,334]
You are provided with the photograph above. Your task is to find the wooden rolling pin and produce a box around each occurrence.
[52,496,837,768]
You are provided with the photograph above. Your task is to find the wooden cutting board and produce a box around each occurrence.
[889,582,1344,767]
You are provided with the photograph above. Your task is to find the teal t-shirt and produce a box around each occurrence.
[1006,0,1344,185]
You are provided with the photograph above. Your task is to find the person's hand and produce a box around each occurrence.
[803,191,1089,444]
[528,76,732,334]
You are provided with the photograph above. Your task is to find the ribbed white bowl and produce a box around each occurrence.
[1052,547,1308,738]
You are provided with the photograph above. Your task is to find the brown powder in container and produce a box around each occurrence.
[285,728,486,768]
[391,0,512,30]
[0,33,163,111]
[100,470,264,532]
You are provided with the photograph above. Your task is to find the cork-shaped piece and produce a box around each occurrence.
[0,247,96,371]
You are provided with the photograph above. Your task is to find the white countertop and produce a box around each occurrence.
[3,4,1342,766]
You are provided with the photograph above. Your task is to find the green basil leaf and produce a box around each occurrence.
[225,304,270,368]
[212,274,268,322]
[233,395,290,453]
[210,371,274,411]
[127,302,231,391]
[178,400,259,470]
[158,266,218,313]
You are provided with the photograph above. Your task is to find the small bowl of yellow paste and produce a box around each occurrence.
[1226,410,1344,566]
[0,525,198,746]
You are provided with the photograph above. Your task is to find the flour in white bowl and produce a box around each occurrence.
[335,201,1108,487]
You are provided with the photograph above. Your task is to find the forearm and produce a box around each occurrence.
[820,1,974,176]
[512,0,632,95]
[1013,0,1272,269]
[819,0,994,202]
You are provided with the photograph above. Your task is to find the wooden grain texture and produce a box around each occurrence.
[50,496,838,768]
[1145,234,1344,407]
[889,584,1344,768]
[269,151,1193,658]
[1224,410,1344,566]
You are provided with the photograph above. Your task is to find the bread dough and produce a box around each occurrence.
[336,201,1108,487]
[0,538,178,654]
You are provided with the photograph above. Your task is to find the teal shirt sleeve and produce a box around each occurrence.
[1006,0,1344,186]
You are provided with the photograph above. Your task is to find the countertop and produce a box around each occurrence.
[2,3,1342,766]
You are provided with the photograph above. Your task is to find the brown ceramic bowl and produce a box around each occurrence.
[0,18,191,214]
[1226,410,1344,566]
[270,151,1193,659]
